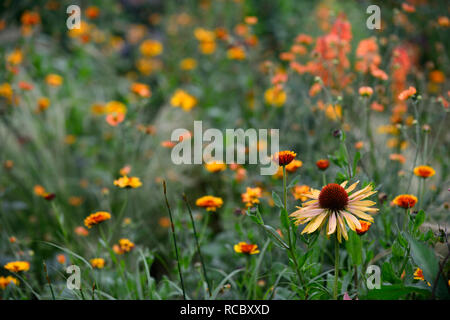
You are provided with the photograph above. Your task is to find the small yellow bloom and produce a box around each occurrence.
[4,261,30,272]
[7,49,23,65]
[114,238,135,254]
[413,165,435,179]
[241,187,262,208]
[292,185,311,202]
[0,276,19,289]
[264,86,286,107]
[170,89,197,111]
[227,46,246,60]
[114,176,142,189]
[105,100,127,115]
[180,58,197,70]
[196,195,223,211]
[84,211,111,228]
[234,242,259,255]
[90,258,105,269]
[139,39,163,57]
[204,161,226,173]
[45,74,63,87]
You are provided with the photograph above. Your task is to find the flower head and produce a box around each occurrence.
[264,86,287,107]
[113,239,135,254]
[84,211,111,228]
[392,194,417,209]
[285,159,303,173]
[204,161,226,173]
[114,176,142,188]
[234,242,259,255]
[196,195,223,211]
[272,151,296,166]
[170,89,197,111]
[398,86,417,101]
[316,159,330,171]
[131,82,151,98]
[290,181,378,242]
[356,220,372,235]
[0,276,19,289]
[241,187,262,208]
[4,261,30,272]
[90,258,105,269]
[359,86,373,97]
[413,165,435,179]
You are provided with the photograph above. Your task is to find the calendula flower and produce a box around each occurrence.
[272,151,296,166]
[398,86,417,101]
[4,261,30,272]
[90,258,105,269]
[413,165,435,178]
[140,39,163,57]
[170,89,197,111]
[264,86,287,107]
[84,211,111,228]
[196,195,223,211]
[0,276,19,289]
[113,176,142,188]
[359,86,373,97]
[290,181,378,242]
[292,185,311,202]
[45,74,63,87]
[392,194,417,209]
[234,242,259,255]
[131,82,151,98]
[316,159,330,171]
[205,161,226,173]
[241,187,262,207]
[7,49,23,66]
[356,220,371,235]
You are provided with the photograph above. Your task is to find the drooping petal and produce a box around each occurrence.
[327,212,337,235]
[341,211,362,231]
[347,207,375,222]
[336,213,348,241]
[301,212,328,234]
[345,181,359,194]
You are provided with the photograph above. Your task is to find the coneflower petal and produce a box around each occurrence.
[327,212,337,235]
[342,211,362,231]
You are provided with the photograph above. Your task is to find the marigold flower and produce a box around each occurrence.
[356,220,372,235]
[85,6,100,19]
[241,187,262,208]
[398,86,417,101]
[158,217,171,228]
[21,11,41,26]
[90,258,105,269]
[196,195,223,211]
[413,165,435,178]
[234,242,259,255]
[292,185,311,202]
[4,261,30,272]
[84,211,111,228]
[272,151,296,166]
[7,49,23,66]
[131,82,151,98]
[429,70,445,84]
[140,39,163,57]
[114,175,142,188]
[359,86,373,97]
[69,196,83,207]
[45,74,63,87]
[205,161,227,173]
[0,276,19,289]
[316,159,330,170]
[264,86,287,107]
[290,181,378,242]
[170,89,197,111]
[392,194,418,209]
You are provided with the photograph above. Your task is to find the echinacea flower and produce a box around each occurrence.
[0,276,19,289]
[4,261,30,272]
[196,195,223,211]
[114,176,142,188]
[90,258,105,269]
[290,181,378,242]
[392,194,417,209]
[241,187,262,208]
[413,165,435,178]
[272,151,296,166]
[356,220,372,235]
[84,211,111,228]
[234,242,260,255]
[316,159,330,170]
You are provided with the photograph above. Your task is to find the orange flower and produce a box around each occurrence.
[413,165,435,178]
[106,113,125,126]
[0,276,19,289]
[292,185,311,202]
[45,74,63,87]
[85,6,100,19]
[140,39,163,57]
[316,159,330,170]
[114,238,135,254]
[196,195,223,211]
[401,3,415,13]
[264,86,287,107]
[285,159,303,173]
[359,86,373,97]
[84,211,111,228]
[272,151,296,166]
[234,242,259,255]
[4,261,30,272]
[204,161,226,173]
[241,187,262,208]
[398,86,416,101]
[37,97,50,112]
[413,268,431,286]
[392,194,417,209]
[90,258,105,269]
[227,46,246,60]
[389,153,406,164]
[429,70,445,84]
[170,89,197,111]
[356,220,372,235]
[158,217,171,228]
[179,58,197,70]
[131,82,151,98]
[57,254,66,265]
[69,196,83,207]
[75,226,89,236]
[21,11,41,26]
[114,176,142,188]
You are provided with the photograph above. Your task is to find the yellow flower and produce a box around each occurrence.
[114,176,142,188]
[290,181,378,242]
[7,49,23,65]
[180,58,197,70]
[292,185,311,202]
[325,104,342,121]
[84,211,111,228]
[90,258,105,269]
[413,165,435,179]
[196,195,223,211]
[90,103,106,115]
[241,187,262,207]
[392,194,417,209]
[204,161,226,173]
[170,89,197,111]
[227,46,246,60]
[139,39,163,57]
[0,83,13,101]
[36,97,50,112]
[264,86,286,107]
[114,238,135,254]
[413,268,431,286]
[4,261,30,272]
[105,100,127,115]
[234,242,259,255]
[194,28,216,54]
[45,74,63,87]
[0,276,19,289]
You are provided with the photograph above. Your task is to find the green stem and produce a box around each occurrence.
[334,236,340,300]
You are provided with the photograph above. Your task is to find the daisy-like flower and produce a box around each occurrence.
[234,242,260,255]
[196,195,223,211]
[90,258,105,269]
[356,220,372,235]
[0,276,19,289]
[114,176,142,188]
[316,159,330,170]
[359,86,373,97]
[290,181,378,242]
[272,151,296,166]
[392,194,417,209]
[113,239,135,254]
[84,211,111,228]
[398,86,417,101]
[4,261,30,272]
[241,187,262,208]
[204,161,226,173]
[413,165,435,178]
[285,159,303,173]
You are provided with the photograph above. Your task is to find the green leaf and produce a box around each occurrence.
[382,261,400,284]
[272,191,283,208]
[352,151,360,174]
[366,284,430,300]
[287,174,301,189]
[413,210,425,232]
[345,231,362,265]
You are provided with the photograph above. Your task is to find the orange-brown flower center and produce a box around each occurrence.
[318,183,348,211]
